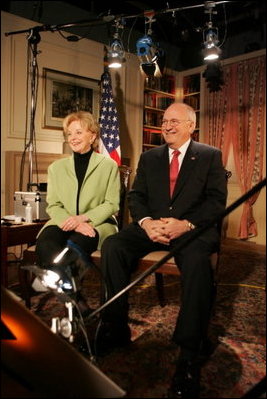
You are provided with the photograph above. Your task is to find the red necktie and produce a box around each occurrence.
[170,150,180,197]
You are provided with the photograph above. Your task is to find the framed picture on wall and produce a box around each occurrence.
[43,68,100,130]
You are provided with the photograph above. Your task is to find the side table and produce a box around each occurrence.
[1,221,46,287]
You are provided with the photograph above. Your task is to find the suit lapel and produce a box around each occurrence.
[156,145,170,197]
[171,141,199,201]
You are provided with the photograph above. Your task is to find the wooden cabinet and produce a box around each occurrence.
[143,74,176,152]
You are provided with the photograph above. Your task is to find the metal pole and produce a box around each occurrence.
[27,28,40,191]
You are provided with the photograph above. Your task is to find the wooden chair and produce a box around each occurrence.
[20,164,132,308]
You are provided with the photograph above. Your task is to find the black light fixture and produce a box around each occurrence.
[202,1,222,62]
[137,34,156,76]
[136,34,165,77]
[107,38,125,68]
[30,245,83,294]
[203,21,222,61]
[136,11,165,78]
[106,19,125,69]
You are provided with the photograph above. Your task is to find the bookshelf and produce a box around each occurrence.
[143,74,176,151]
[182,73,201,142]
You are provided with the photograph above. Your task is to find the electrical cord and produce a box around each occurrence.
[84,259,109,357]
[71,297,96,362]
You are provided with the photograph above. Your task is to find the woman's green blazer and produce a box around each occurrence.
[38,151,121,249]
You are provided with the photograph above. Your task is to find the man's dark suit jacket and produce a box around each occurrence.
[128,140,227,247]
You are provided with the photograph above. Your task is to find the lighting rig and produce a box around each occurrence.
[106,18,126,68]
[136,11,165,78]
[203,1,222,61]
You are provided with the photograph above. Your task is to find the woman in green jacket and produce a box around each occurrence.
[35,111,120,310]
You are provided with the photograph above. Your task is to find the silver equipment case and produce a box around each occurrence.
[14,191,49,221]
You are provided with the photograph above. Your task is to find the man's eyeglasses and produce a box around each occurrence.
[161,119,191,127]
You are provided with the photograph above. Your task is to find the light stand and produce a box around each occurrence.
[51,301,75,342]
[26,27,41,191]
[5,25,44,192]
[23,262,95,360]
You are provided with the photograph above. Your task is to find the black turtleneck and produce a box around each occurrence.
[74,149,93,214]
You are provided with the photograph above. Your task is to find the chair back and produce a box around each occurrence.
[217,169,232,239]
[117,165,132,230]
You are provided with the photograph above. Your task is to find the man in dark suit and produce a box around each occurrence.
[97,102,227,398]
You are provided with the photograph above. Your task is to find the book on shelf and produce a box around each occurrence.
[183,74,200,95]
[144,111,163,127]
[184,95,200,110]
[156,96,173,109]
[143,128,163,147]
[145,74,175,94]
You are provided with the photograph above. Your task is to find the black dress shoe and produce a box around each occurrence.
[167,358,201,398]
[94,321,131,357]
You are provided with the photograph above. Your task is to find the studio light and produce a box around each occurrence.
[136,35,165,78]
[202,2,222,63]
[106,38,125,68]
[203,23,222,61]
[30,264,74,293]
[136,35,157,65]
[106,19,125,69]
[41,269,63,290]
[28,246,80,294]
[22,248,84,345]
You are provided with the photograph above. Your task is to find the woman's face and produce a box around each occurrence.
[65,120,96,154]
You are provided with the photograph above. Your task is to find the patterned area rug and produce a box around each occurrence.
[30,239,266,398]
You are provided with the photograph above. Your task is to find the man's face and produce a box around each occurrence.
[161,104,195,149]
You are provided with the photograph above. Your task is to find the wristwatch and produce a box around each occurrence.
[187,221,196,230]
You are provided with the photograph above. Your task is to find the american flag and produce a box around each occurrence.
[99,70,121,165]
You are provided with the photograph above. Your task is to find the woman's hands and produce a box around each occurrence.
[60,215,96,237]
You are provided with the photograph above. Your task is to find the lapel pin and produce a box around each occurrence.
[191,156,196,160]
